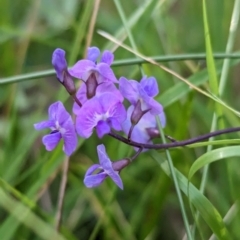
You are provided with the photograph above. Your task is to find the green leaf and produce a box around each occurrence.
[152,151,232,240]
[202,0,224,128]
[202,0,219,95]
[188,146,240,180]
[158,59,240,109]
[0,188,66,240]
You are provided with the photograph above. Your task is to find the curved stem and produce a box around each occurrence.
[72,94,82,107]
[130,147,143,161]
[128,125,134,140]
[109,126,240,150]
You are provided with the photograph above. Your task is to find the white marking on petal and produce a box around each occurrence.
[55,120,66,135]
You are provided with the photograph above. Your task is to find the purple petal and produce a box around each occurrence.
[158,111,166,127]
[145,97,163,115]
[96,82,124,102]
[122,106,150,142]
[85,164,102,176]
[119,77,139,104]
[69,60,96,81]
[108,171,123,190]
[98,93,126,129]
[85,144,124,189]
[84,172,108,188]
[52,48,67,82]
[62,119,78,156]
[101,50,114,65]
[96,63,118,83]
[73,83,123,115]
[97,144,113,170]
[48,101,71,126]
[72,84,87,115]
[122,106,156,151]
[75,93,125,138]
[96,120,111,138]
[107,102,126,128]
[87,47,100,62]
[34,120,55,130]
[139,89,163,115]
[42,132,61,151]
[98,92,122,112]
[75,97,102,138]
[108,117,122,131]
[140,76,159,97]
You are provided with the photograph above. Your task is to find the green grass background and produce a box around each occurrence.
[1,0,240,239]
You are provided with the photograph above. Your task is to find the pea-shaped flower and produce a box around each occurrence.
[34,101,77,156]
[122,105,166,151]
[119,76,163,115]
[75,92,126,138]
[69,46,118,84]
[84,144,130,189]
[72,82,123,115]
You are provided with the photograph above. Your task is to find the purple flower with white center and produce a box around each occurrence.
[119,76,163,115]
[52,48,76,95]
[84,144,126,189]
[75,92,126,138]
[69,46,118,84]
[122,105,166,151]
[73,82,124,115]
[34,101,77,156]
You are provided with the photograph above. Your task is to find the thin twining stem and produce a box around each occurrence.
[130,147,143,161]
[72,94,82,107]
[108,126,240,149]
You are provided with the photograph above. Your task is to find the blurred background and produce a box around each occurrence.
[1,0,240,239]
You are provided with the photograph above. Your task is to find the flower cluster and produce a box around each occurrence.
[34,47,166,189]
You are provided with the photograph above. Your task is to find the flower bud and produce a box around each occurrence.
[112,158,131,172]
[146,127,160,139]
[131,100,150,125]
[51,48,76,96]
[86,73,98,99]
[62,70,76,95]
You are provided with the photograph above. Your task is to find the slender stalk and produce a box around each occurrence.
[199,1,240,227]
[114,0,144,75]
[55,156,70,231]
[194,2,240,237]
[156,117,193,240]
[109,126,240,150]
[1,53,240,85]
[128,125,134,140]
[72,94,82,107]
[69,0,94,64]
[200,0,240,194]
[84,0,101,55]
[130,147,143,161]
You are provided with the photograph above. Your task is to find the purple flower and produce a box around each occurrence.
[68,46,118,84]
[84,144,124,189]
[52,48,76,95]
[119,76,163,115]
[122,105,166,151]
[34,101,77,156]
[75,92,126,138]
[73,82,123,115]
